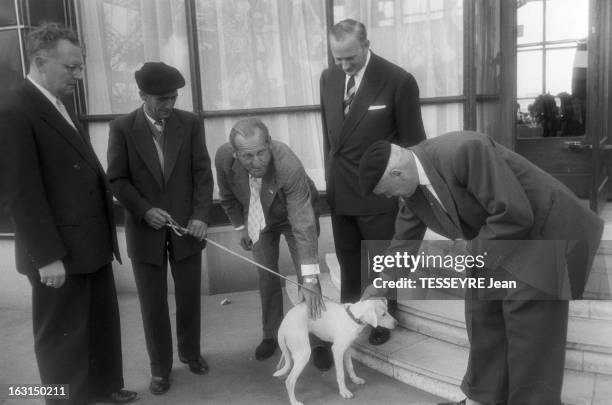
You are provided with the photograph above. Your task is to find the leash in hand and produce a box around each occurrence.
[163,215,328,299]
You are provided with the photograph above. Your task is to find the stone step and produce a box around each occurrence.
[351,327,612,405]
[284,273,612,403]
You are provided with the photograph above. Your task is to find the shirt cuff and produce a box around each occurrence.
[301,263,320,276]
[235,225,245,231]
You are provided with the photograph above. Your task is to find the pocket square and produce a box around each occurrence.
[368,105,386,111]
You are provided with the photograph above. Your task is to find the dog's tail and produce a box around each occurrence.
[272,332,292,378]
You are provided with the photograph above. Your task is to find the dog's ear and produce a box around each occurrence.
[360,306,378,328]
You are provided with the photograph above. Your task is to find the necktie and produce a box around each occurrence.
[344,75,356,117]
[55,98,77,131]
[420,185,456,234]
[248,176,266,243]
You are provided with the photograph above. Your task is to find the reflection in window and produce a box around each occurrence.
[0,30,23,102]
[195,0,327,110]
[516,0,588,137]
[79,0,192,114]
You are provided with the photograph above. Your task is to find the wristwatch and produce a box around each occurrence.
[303,275,319,284]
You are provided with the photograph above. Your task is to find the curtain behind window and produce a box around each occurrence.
[78,0,192,114]
[195,0,327,189]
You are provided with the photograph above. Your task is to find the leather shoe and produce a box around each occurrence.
[369,326,391,345]
[179,354,209,375]
[437,400,466,405]
[255,338,277,360]
[149,376,170,395]
[311,345,333,371]
[90,389,139,404]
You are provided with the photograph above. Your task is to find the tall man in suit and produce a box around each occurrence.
[320,18,426,345]
[0,23,137,405]
[107,62,214,395]
[215,118,330,367]
[359,132,604,405]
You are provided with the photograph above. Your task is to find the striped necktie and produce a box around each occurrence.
[248,176,266,243]
[344,75,356,117]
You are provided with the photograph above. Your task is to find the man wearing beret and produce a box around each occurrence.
[359,132,603,405]
[107,62,214,395]
[319,18,426,345]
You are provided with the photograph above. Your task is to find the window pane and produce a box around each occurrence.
[195,0,327,110]
[517,0,542,45]
[336,0,463,98]
[0,0,17,25]
[421,103,463,137]
[517,49,543,98]
[546,48,577,95]
[0,30,23,102]
[546,0,588,42]
[204,112,325,195]
[27,0,65,25]
[78,0,192,114]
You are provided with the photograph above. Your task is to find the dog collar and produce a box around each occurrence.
[345,304,364,325]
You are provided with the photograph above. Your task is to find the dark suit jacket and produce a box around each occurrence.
[107,107,213,266]
[320,52,426,215]
[215,141,320,265]
[389,131,604,298]
[0,80,120,275]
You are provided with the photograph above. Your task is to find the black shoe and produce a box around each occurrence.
[311,345,333,371]
[255,338,277,360]
[90,389,139,404]
[437,400,466,405]
[149,376,170,395]
[179,354,209,375]
[368,326,391,345]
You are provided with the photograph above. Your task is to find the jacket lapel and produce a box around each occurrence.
[24,81,102,173]
[327,67,346,150]
[162,112,185,184]
[410,146,463,239]
[231,158,250,205]
[260,162,279,217]
[131,109,164,188]
[336,53,385,151]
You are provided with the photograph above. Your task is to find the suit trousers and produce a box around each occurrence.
[252,223,302,339]
[28,264,124,405]
[331,211,397,303]
[461,279,568,405]
[132,248,202,378]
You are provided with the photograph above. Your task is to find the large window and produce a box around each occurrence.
[76,0,500,196]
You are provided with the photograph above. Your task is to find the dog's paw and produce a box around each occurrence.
[351,376,365,385]
[339,387,353,399]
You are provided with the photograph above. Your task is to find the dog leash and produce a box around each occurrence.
[165,216,331,300]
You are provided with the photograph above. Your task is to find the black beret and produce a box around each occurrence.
[359,140,392,196]
[135,62,185,95]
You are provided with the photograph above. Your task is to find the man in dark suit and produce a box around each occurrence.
[359,132,604,405]
[215,118,330,367]
[320,18,426,345]
[107,62,214,395]
[0,23,137,405]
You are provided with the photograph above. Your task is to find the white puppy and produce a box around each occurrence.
[273,299,397,405]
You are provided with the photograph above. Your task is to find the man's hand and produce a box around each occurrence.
[300,275,326,320]
[239,228,253,251]
[187,219,208,241]
[39,260,66,288]
[144,208,170,230]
